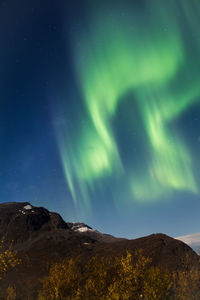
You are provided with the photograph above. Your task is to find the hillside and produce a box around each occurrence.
[0,202,199,299]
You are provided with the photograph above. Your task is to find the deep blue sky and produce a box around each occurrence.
[1,0,200,239]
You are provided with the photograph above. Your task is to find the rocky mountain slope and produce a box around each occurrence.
[0,202,199,299]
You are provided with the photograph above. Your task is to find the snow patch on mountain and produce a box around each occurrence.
[71,222,94,233]
[24,205,32,210]
[77,226,93,232]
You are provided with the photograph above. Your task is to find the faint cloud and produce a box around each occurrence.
[176,232,200,247]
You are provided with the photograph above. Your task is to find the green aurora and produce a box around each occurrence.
[57,0,200,212]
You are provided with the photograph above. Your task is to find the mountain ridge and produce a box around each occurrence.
[0,201,199,299]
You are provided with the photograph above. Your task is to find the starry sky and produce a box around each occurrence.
[1,0,200,239]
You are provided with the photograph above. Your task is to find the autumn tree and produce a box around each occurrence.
[143,266,172,300]
[6,285,16,300]
[106,250,172,300]
[173,267,200,300]
[0,238,21,280]
[171,251,200,299]
[104,250,152,299]
[38,258,80,300]
[81,254,119,300]
[38,249,173,300]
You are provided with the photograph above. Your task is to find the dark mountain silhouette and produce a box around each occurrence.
[0,202,199,299]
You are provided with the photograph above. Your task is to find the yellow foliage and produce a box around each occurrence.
[6,285,16,300]
[38,259,79,300]
[143,267,172,300]
[38,249,173,300]
[106,250,152,299]
[0,238,21,280]
[82,255,117,299]
[106,250,172,300]
[173,267,200,300]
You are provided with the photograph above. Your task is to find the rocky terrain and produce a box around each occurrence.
[0,202,199,299]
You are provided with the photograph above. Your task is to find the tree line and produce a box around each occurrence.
[1,238,200,299]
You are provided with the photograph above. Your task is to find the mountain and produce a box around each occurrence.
[176,232,200,253]
[0,202,199,299]
[0,202,119,246]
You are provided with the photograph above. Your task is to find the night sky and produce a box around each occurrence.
[1,0,200,239]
